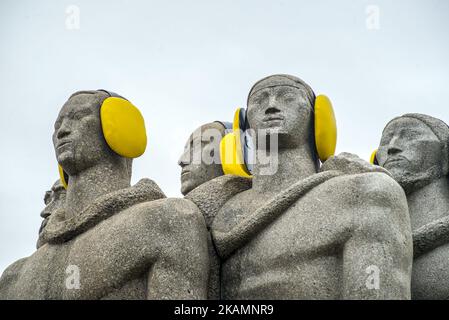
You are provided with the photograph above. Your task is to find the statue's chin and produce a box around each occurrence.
[181,182,194,196]
[57,155,78,177]
[394,167,444,194]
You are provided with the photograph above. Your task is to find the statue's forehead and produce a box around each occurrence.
[382,117,438,139]
[59,93,99,117]
[51,182,66,194]
[249,85,308,100]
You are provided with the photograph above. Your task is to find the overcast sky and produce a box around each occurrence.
[1,0,448,275]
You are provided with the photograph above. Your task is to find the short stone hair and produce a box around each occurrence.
[247,74,316,108]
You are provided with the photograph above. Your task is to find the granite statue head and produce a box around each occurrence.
[53,91,132,181]
[377,114,449,194]
[178,122,226,195]
[246,74,317,157]
[38,179,66,238]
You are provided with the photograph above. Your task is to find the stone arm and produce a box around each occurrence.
[144,198,210,299]
[0,258,28,299]
[342,173,413,299]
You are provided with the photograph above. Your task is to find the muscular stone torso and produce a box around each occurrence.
[213,175,354,299]
[1,197,210,300]
[2,202,159,299]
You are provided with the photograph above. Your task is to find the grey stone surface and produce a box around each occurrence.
[179,122,252,299]
[211,75,413,299]
[377,113,449,300]
[186,175,251,300]
[0,91,209,299]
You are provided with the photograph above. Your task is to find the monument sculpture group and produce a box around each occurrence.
[0,74,447,300]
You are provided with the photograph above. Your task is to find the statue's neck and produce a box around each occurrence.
[407,177,449,230]
[252,144,317,195]
[64,163,130,220]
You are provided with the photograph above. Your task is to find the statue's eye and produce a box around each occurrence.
[44,191,52,205]
[69,109,92,121]
[54,120,62,131]
[74,112,87,120]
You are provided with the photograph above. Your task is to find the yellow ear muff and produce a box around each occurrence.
[58,164,68,190]
[100,97,147,158]
[314,95,337,162]
[370,149,378,165]
[219,108,252,178]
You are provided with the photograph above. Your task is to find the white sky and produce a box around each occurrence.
[1,0,448,275]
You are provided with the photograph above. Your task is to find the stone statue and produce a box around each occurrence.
[179,121,229,196]
[0,90,209,299]
[376,113,449,299]
[211,74,413,299]
[178,121,252,299]
[37,180,66,249]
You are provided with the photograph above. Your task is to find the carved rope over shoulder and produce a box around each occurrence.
[413,215,449,258]
[185,175,252,229]
[40,179,166,245]
[211,152,391,260]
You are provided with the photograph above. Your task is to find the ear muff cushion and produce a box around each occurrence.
[100,97,147,158]
[220,131,252,178]
[314,95,337,162]
[232,109,247,167]
[370,149,379,165]
[58,164,68,189]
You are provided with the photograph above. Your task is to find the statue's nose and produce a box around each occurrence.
[56,120,71,140]
[178,150,190,167]
[387,137,403,155]
[265,107,281,115]
[264,94,280,111]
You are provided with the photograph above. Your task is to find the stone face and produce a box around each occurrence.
[377,113,449,299]
[211,74,413,299]
[178,122,227,196]
[0,91,209,299]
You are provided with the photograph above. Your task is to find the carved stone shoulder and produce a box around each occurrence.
[185,175,251,229]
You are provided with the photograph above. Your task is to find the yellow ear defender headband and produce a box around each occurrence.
[219,108,253,178]
[370,149,379,165]
[58,89,147,189]
[313,95,337,162]
[219,94,337,178]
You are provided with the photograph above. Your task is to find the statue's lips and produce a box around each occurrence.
[384,157,406,167]
[181,170,191,177]
[262,116,284,123]
[56,141,71,149]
